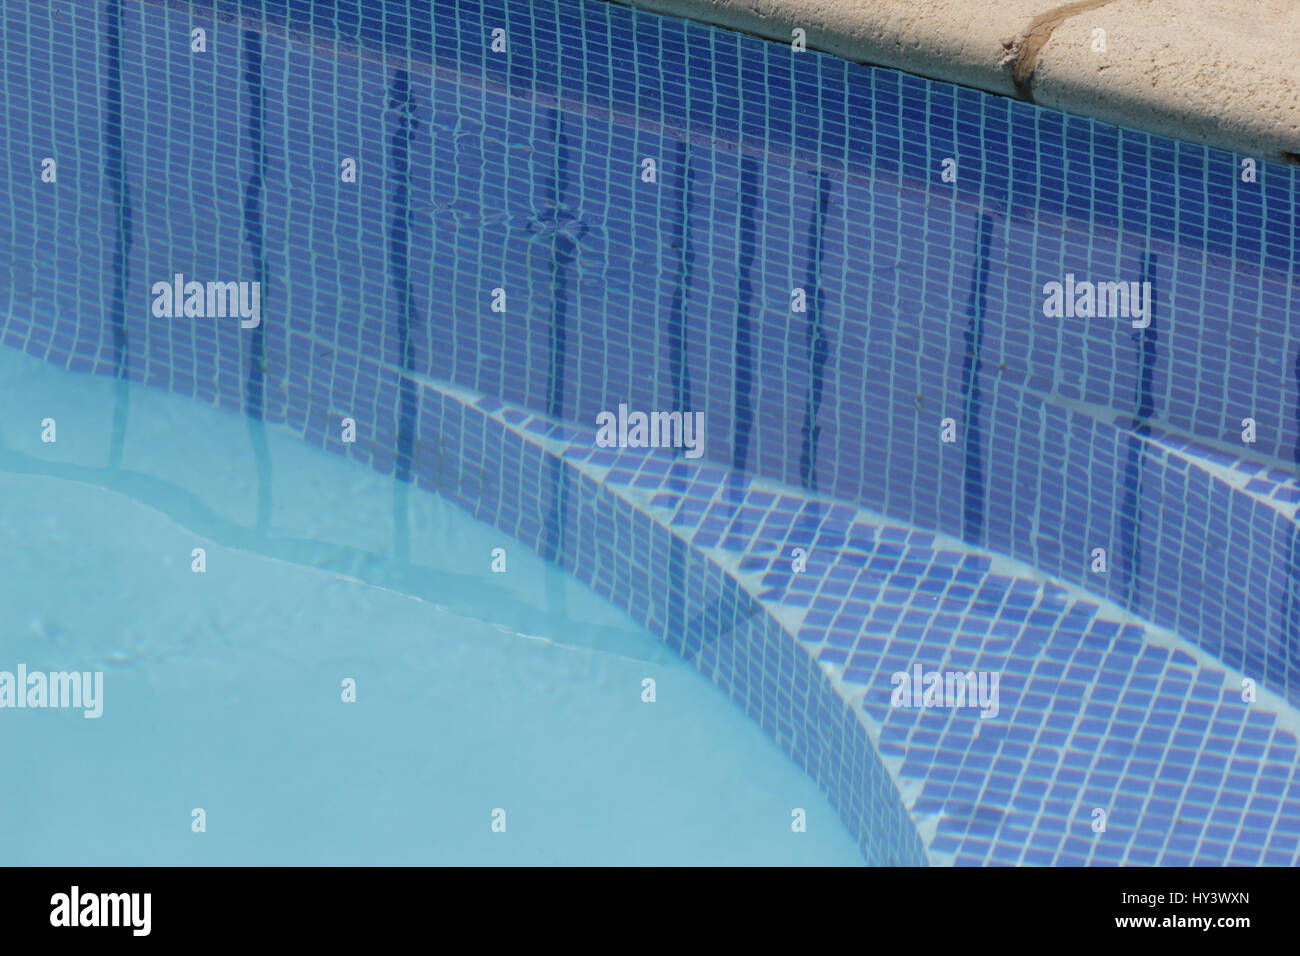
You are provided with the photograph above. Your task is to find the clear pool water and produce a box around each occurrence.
[0,344,861,866]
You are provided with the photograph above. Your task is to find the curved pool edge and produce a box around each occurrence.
[411,375,932,865]
[381,368,1300,865]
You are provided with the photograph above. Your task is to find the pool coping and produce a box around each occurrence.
[602,0,1300,166]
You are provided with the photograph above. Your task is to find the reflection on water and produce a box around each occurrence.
[0,345,673,669]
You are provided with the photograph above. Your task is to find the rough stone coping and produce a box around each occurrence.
[605,0,1300,166]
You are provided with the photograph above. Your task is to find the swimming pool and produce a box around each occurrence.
[2,0,1298,866]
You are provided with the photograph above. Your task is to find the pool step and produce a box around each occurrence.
[579,432,1300,865]
[471,387,1300,865]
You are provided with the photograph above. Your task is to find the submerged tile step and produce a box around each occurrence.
[467,384,1300,865]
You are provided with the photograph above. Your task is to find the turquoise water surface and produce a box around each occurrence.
[0,345,861,866]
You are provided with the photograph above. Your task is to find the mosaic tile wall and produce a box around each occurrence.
[2,0,1299,863]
